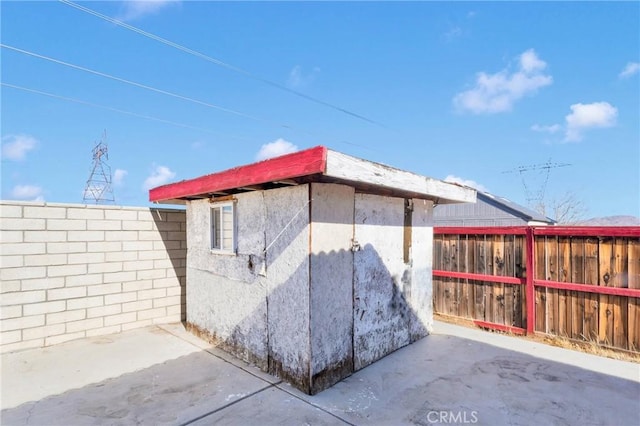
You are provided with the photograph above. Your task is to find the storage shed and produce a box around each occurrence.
[150,146,476,394]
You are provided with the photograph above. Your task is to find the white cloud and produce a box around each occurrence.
[444,175,488,193]
[564,102,617,142]
[619,62,640,79]
[519,49,546,73]
[118,0,180,21]
[1,134,37,161]
[11,184,44,201]
[531,124,561,134]
[453,49,552,114]
[255,139,299,161]
[83,184,110,201]
[443,26,462,40]
[287,66,320,88]
[143,165,176,190]
[113,169,128,186]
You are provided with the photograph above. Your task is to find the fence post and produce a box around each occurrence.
[525,227,535,334]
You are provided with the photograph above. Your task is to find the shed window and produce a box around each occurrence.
[211,202,235,253]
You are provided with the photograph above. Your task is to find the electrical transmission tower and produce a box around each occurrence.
[502,159,571,212]
[83,131,115,204]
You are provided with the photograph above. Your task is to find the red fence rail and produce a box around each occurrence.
[433,226,640,351]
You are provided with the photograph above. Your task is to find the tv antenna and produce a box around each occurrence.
[83,130,115,204]
[502,159,571,211]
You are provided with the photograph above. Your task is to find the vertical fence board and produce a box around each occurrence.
[453,234,460,317]
[515,235,525,328]
[584,237,599,341]
[453,235,461,318]
[467,235,477,320]
[493,235,506,325]
[485,236,495,323]
[447,235,459,317]
[433,234,442,270]
[459,235,470,319]
[504,235,515,327]
[433,234,442,314]
[628,239,640,351]
[434,277,440,314]
[535,237,547,333]
[598,238,614,346]
[547,236,559,335]
[612,239,628,349]
[558,236,571,338]
[442,235,452,315]
[475,236,487,321]
[570,238,585,340]
[433,234,440,315]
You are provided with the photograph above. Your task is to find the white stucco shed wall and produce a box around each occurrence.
[186,191,269,367]
[352,195,434,370]
[185,182,435,394]
[185,185,311,382]
[410,199,434,338]
[262,185,311,387]
[309,183,355,391]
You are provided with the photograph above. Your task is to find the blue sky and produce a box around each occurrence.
[1,1,638,219]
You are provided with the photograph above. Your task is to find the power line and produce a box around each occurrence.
[1,82,253,143]
[3,82,373,152]
[0,43,280,127]
[1,44,376,152]
[59,0,384,128]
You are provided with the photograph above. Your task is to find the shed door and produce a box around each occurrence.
[353,194,412,371]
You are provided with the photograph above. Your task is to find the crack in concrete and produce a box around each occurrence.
[23,402,35,425]
[272,383,356,426]
[162,324,354,425]
[177,383,275,426]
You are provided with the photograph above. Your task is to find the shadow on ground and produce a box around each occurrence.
[2,323,639,426]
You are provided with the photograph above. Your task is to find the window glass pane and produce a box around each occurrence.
[211,203,234,252]
[211,207,221,249]
[222,205,233,250]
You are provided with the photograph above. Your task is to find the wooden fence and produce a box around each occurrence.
[433,226,640,352]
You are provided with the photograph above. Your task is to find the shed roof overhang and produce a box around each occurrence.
[149,146,476,205]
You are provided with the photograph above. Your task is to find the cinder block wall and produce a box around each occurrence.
[0,201,186,353]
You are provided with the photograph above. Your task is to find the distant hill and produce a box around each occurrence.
[572,215,640,226]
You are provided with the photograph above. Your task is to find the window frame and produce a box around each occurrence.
[210,201,236,254]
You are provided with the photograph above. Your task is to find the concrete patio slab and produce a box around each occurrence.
[1,325,201,410]
[2,321,639,425]
[189,387,347,426]
[287,326,640,425]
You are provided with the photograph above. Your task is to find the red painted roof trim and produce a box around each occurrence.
[435,226,640,237]
[434,226,528,235]
[149,146,328,202]
[532,226,640,237]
